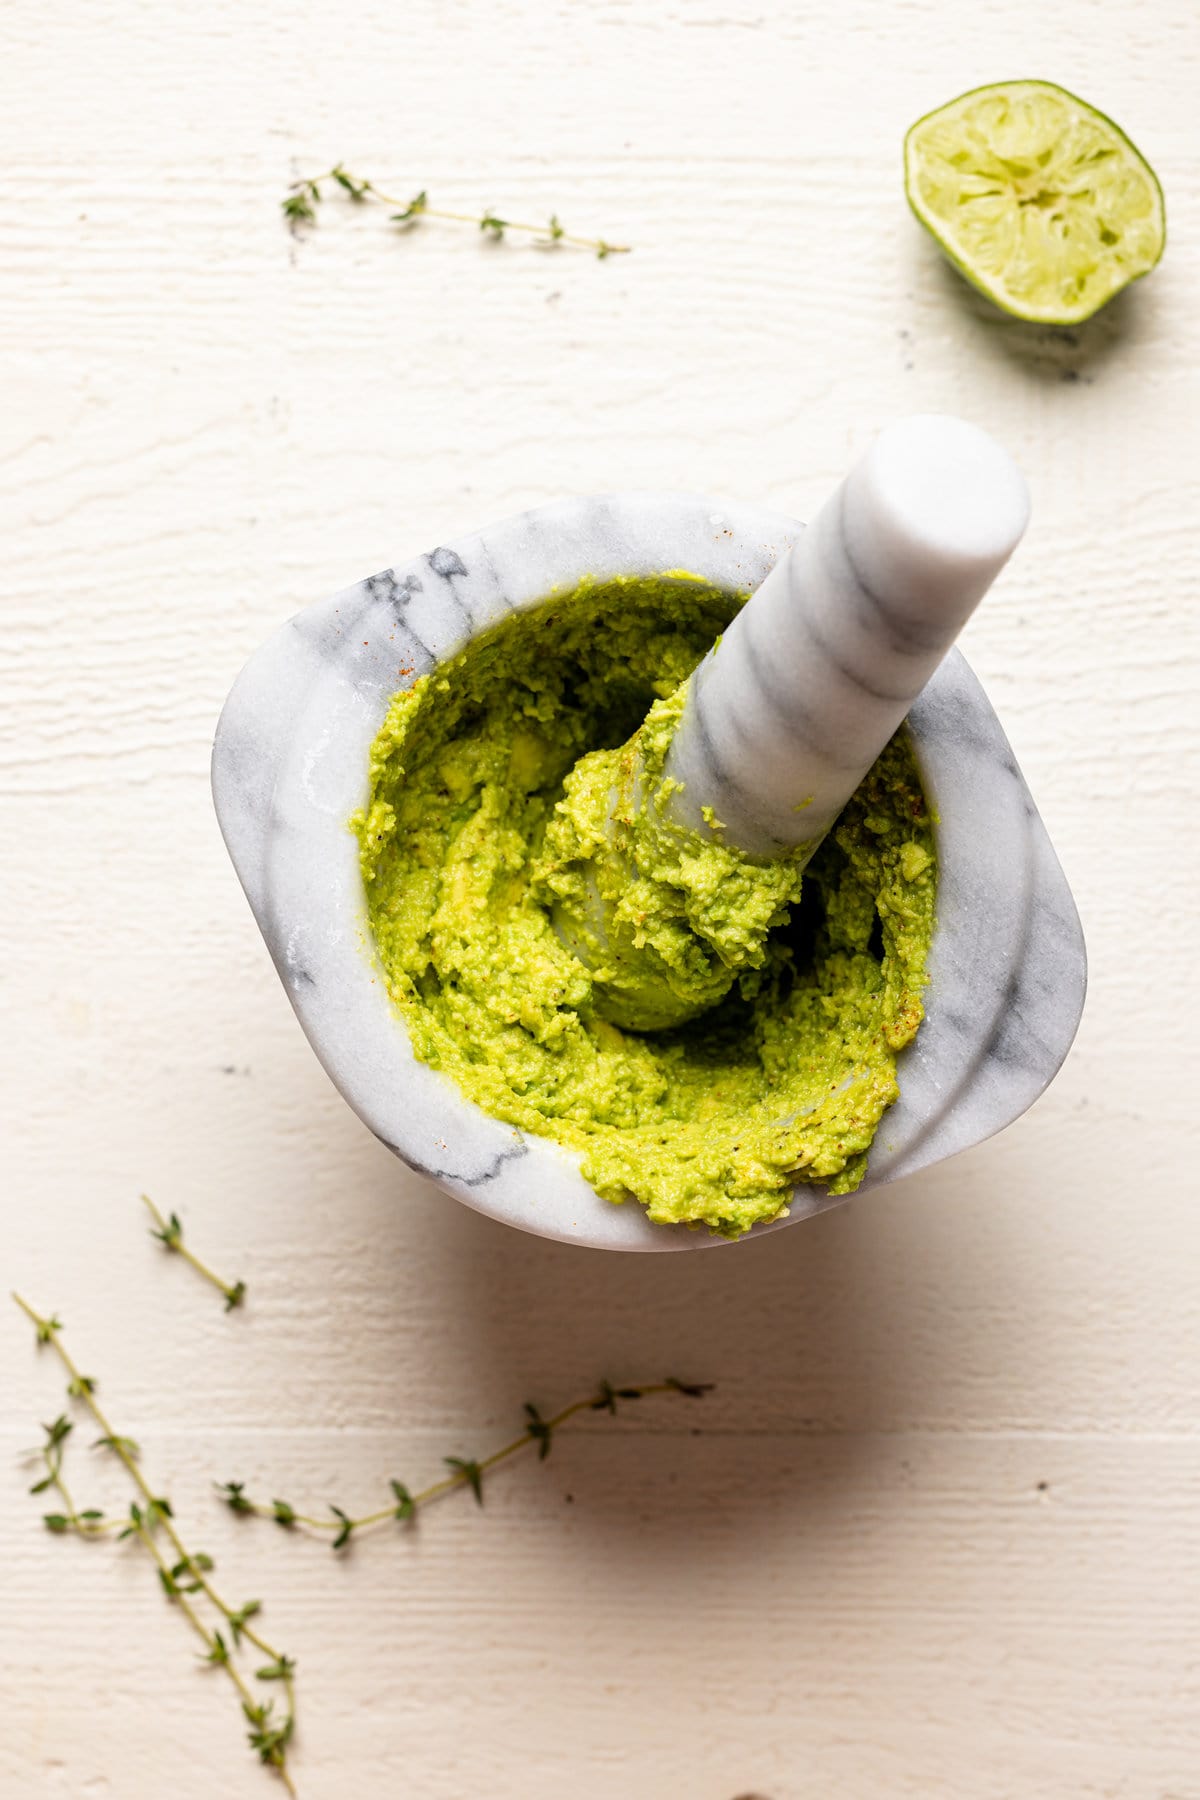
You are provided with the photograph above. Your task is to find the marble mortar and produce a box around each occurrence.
[212,493,1087,1252]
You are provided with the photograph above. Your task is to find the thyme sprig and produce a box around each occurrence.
[16,1261,710,1791]
[141,1194,246,1311]
[27,1413,108,1536]
[13,1295,297,1795]
[219,1378,711,1549]
[283,165,628,259]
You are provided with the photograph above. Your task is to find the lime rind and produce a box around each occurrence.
[905,79,1166,325]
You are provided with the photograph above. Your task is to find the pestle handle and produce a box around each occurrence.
[664,415,1031,858]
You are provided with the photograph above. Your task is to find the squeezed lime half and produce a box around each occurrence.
[905,80,1165,324]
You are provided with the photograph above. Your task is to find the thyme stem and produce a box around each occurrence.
[131,1515,291,1790]
[40,1451,112,1534]
[224,1380,708,1541]
[140,1195,245,1311]
[284,165,629,258]
[13,1293,296,1794]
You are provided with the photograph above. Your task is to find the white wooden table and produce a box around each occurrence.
[4,3,1199,1794]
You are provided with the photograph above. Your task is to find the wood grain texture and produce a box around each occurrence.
[3,0,1199,1794]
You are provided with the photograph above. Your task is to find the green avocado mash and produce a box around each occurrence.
[354,574,937,1238]
[535,673,818,1032]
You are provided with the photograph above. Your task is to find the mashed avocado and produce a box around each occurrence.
[354,574,936,1238]
[535,673,818,1032]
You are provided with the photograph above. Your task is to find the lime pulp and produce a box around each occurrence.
[904,80,1165,325]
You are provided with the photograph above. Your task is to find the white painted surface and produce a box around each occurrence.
[2,1,1198,1795]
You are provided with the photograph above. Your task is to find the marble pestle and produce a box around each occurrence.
[551,415,1031,1030]
[664,414,1031,853]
